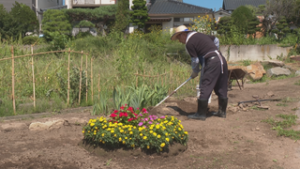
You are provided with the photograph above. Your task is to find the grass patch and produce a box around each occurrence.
[262,114,300,140]
[295,80,300,86]
[276,103,288,107]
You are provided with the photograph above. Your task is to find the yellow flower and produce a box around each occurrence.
[143,136,147,140]
[120,130,124,133]
[114,134,117,137]
[166,138,169,142]
[93,132,96,135]
[157,135,161,139]
[95,127,98,130]
[119,137,122,142]
[132,144,135,148]
[90,123,95,127]
[125,137,128,140]
[150,130,153,134]
[82,130,85,133]
[153,132,157,137]
[165,133,169,136]
[160,143,165,148]
[140,133,143,136]
[178,128,182,131]
[130,131,133,135]
[184,131,188,135]
[147,145,150,149]
[111,129,114,133]
[156,125,160,129]
[99,139,102,142]
[102,133,105,137]
[122,141,125,144]
[102,141,105,144]
[88,131,90,133]
[160,148,163,151]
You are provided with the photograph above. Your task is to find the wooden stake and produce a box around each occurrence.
[136,70,138,88]
[67,48,70,105]
[31,45,36,108]
[98,73,100,100]
[11,46,16,115]
[79,51,83,105]
[91,57,93,104]
[86,54,88,103]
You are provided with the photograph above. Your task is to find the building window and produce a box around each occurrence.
[174,18,180,22]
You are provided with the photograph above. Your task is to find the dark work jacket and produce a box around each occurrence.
[186,32,218,66]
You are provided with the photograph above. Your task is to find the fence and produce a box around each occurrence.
[0,46,199,115]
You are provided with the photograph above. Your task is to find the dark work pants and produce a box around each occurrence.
[199,55,228,100]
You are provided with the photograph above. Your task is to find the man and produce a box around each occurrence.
[171,25,228,121]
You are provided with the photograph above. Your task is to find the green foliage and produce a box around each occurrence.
[75,20,95,28]
[42,9,72,40]
[92,91,109,115]
[113,0,130,32]
[191,15,215,35]
[272,16,290,40]
[263,114,300,140]
[130,0,150,30]
[0,4,11,40]
[9,2,39,37]
[295,80,300,86]
[55,67,90,105]
[217,16,232,38]
[242,60,252,66]
[47,31,68,50]
[231,6,257,35]
[22,36,39,45]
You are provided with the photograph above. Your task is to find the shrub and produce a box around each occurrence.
[22,36,39,45]
[82,105,189,152]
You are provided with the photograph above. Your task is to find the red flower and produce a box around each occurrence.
[128,118,134,122]
[119,112,128,117]
[113,110,118,114]
[120,106,125,110]
[110,113,117,118]
[142,108,147,112]
[133,113,138,117]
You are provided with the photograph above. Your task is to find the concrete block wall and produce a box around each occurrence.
[220,45,292,61]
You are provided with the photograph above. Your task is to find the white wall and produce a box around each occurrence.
[220,45,292,61]
[162,18,174,34]
[100,0,115,5]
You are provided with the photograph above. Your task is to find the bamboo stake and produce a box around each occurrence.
[98,74,100,100]
[91,57,93,104]
[136,70,138,88]
[79,51,83,105]
[143,69,145,84]
[0,50,67,61]
[86,54,88,103]
[31,45,36,108]
[11,46,16,115]
[67,48,70,106]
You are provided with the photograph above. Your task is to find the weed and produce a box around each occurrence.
[273,159,277,162]
[295,80,300,86]
[276,103,288,107]
[262,114,300,140]
[242,60,252,66]
[291,107,299,111]
[106,159,112,166]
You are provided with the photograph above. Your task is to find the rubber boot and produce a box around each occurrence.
[188,99,208,121]
[213,97,228,118]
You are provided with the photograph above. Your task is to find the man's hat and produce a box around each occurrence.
[170,25,193,41]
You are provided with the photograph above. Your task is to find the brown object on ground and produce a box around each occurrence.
[0,76,300,169]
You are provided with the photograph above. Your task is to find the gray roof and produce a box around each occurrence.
[1,0,32,11]
[148,0,212,15]
[223,0,267,10]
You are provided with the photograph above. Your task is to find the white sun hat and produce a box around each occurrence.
[170,25,193,41]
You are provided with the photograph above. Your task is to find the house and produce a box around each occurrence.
[214,8,231,23]
[128,0,214,33]
[222,0,266,14]
[66,0,116,9]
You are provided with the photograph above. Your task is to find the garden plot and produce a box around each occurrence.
[0,76,300,169]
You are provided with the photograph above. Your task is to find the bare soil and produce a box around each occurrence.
[1,76,300,169]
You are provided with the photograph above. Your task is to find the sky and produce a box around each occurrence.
[183,0,223,11]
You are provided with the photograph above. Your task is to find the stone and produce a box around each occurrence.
[158,107,179,116]
[267,67,291,77]
[0,123,27,132]
[29,119,64,131]
[67,117,89,125]
[246,62,266,80]
[261,60,285,67]
[267,91,275,97]
[295,70,300,76]
[228,106,239,113]
[257,106,270,110]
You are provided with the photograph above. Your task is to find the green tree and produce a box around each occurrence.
[9,2,39,38]
[42,9,72,40]
[231,6,256,34]
[0,4,11,39]
[248,17,261,38]
[114,0,130,32]
[130,0,150,30]
[271,16,290,40]
[217,16,232,36]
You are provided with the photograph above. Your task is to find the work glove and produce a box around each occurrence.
[190,71,199,79]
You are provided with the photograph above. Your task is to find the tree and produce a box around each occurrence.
[231,6,256,34]
[9,2,39,38]
[0,4,11,39]
[271,16,290,40]
[248,17,261,38]
[113,0,130,32]
[262,0,296,35]
[42,9,72,40]
[130,0,150,30]
[217,16,232,36]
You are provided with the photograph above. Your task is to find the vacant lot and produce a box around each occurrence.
[0,76,300,169]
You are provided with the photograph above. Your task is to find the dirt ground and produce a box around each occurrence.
[0,76,300,169]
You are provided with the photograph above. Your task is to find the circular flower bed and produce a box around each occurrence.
[82,105,188,152]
